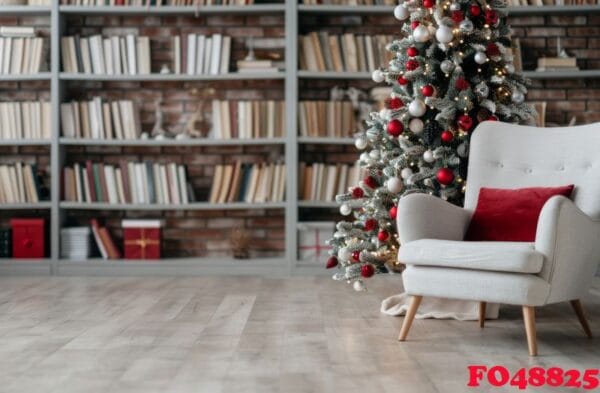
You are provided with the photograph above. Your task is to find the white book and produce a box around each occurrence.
[0,26,35,37]
[126,34,137,75]
[74,163,83,202]
[29,37,40,73]
[0,104,5,139]
[173,35,181,74]
[122,219,163,228]
[127,162,137,203]
[2,37,12,74]
[168,163,180,204]
[93,97,105,138]
[0,39,4,74]
[118,100,132,139]
[119,37,128,75]
[22,102,30,139]
[203,37,212,76]
[177,165,188,204]
[82,166,91,202]
[60,103,75,138]
[110,36,121,74]
[89,35,105,74]
[15,163,25,203]
[211,100,221,139]
[237,101,246,139]
[103,38,113,75]
[159,164,170,204]
[152,163,163,204]
[219,36,231,74]
[41,102,51,139]
[10,38,24,74]
[186,33,196,75]
[209,34,222,75]
[79,37,92,74]
[135,163,146,203]
[110,101,124,139]
[115,167,125,204]
[104,165,118,204]
[7,166,18,203]
[13,103,22,139]
[32,101,41,139]
[195,35,205,74]
[137,36,150,74]
[22,38,31,75]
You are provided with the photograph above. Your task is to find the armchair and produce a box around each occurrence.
[396,121,600,356]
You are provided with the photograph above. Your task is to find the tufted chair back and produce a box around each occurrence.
[465,122,600,219]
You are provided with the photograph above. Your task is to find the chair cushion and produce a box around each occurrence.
[399,239,544,273]
[465,185,574,241]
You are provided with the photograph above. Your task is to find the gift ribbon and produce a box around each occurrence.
[125,228,159,259]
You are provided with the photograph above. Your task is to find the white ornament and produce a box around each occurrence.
[512,90,525,104]
[475,81,489,98]
[435,25,454,44]
[412,25,431,43]
[360,152,369,161]
[459,19,474,33]
[474,51,487,64]
[387,177,404,193]
[450,2,461,10]
[423,150,435,163]
[379,108,392,120]
[409,118,424,134]
[408,99,426,117]
[355,136,368,150]
[401,167,413,179]
[440,60,454,74]
[457,143,468,157]
[505,63,515,73]
[338,247,352,262]
[372,69,385,83]
[369,150,380,160]
[393,4,410,20]
[340,203,352,216]
[353,280,366,291]
[140,132,150,140]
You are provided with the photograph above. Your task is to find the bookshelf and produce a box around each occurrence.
[0,1,598,275]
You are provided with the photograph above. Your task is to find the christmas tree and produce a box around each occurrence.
[326,0,534,291]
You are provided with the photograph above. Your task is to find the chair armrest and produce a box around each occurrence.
[535,195,600,304]
[397,193,472,244]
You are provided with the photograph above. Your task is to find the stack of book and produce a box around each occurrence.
[300,32,393,72]
[0,163,42,204]
[61,34,152,75]
[62,161,191,204]
[209,161,286,203]
[301,0,395,4]
[27,0,51,4]
[61,0,256,4]
[60,98,141,139]
[299,161,363,201]
[60,226,92,259]
[0,27,47,75]
[172,34,231,75]
[536,57,578,72]
[298,100,356,138]
[211,100,285,139]
[236,59,284,74]
[0,101,51,140]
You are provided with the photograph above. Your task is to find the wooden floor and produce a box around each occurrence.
[0,275,598,393]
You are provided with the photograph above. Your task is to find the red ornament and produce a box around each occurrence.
[486,42,500,57]
[410,21,420,29]
[421,85,435,97]
[407,47,418,57]
[487,115,499,121]
[451,10,465,23]
[361,264,375,278]
[389,205,398,220]
[352,187,364,199]
[423,0,434,8]
[405,59,419,71]
[364,218,378,231]
[377,230,390,241]
[441,130,454,143]
[364,176,378,189]
[436,168,455,185]
[387,119,404,137]
[352,251,361,262]
[455,77,469,91]
[457,114,474,131]
[469,4,481,16]
[388,97,404,109]
[485,9,498,25]
[326,256,338,269]
[398,76,409,86]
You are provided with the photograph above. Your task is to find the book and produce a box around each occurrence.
[299,161,364,202]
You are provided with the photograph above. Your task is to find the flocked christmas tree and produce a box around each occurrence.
[326,0,534,291]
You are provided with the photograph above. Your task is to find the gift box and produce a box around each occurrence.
[10,218,45,259]
[122,219,163,260]
[297,221,334,264]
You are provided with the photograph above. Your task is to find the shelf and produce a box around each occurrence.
[0,258,52,275]
[0,5,51,15]
[507,5,600,15]
[298,136,355,145]
[0,202,52,210]
[298,200,339,209]
[523,70,600,79]
[60,137,286,146]
[59,72,285,82]
[59,4,286,15]
[0,139,51,146]
[298,70,372,80]
[60,202,287,210]
[57,256,288,276]
[0,73,51,81]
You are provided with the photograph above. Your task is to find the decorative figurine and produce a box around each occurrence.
[151,98,171,140]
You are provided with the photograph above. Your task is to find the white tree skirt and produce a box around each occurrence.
[381,293,500,320]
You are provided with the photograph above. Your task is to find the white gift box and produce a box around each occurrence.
[297,221,334,264]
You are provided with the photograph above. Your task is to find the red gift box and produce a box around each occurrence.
[10,218,45,259]
[122,220,162,260]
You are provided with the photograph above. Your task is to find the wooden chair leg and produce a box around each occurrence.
[479,302,486,328]
[398,295,423,341]
[522,306,538,356]
[570,299,593,339]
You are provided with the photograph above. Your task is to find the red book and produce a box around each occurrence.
[99,227,121,259]
[85,160,97,202]
[11,218,45,259]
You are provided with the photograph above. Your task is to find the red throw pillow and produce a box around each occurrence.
[465,185,574,242]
